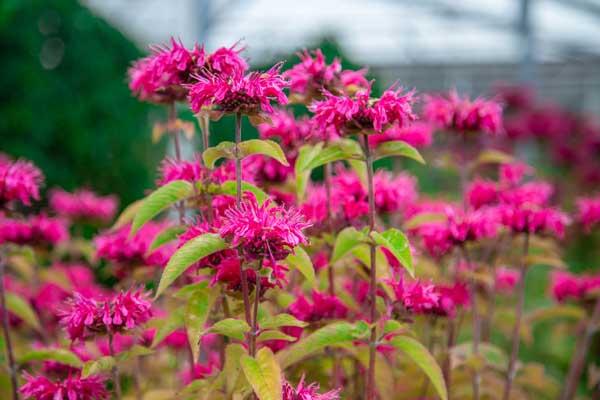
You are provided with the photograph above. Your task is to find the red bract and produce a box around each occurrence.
[219,193,310,262]
[423,90,503,135]
[60,289,152,341]
[0,215,69,246]
[310,85,415,135]
[282,376,340,400]
[0,157,44,206]
[576,194,600,232]
[49,189,118,222]
[20,373,108,400]
[187,64,288,116]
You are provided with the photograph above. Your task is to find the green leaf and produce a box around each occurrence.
[294,143,324,201]
[372,228,414,278]
[276,322,369,369]
[331,227,368,263]
[219,180,269,205]
[241,347,282,400]
[111,199,143,230]
[298,141,363,173]
[117,345,154,362]
[209,318,250,341]
[404,212,447,230]
[82,356,115,378]
[19,348,82,368]
[284,247,315,286]
[5,292,41,331]
[525,304,586,324]
[259,313,307,330]
[473,149,514,167]
[150,309,185,348]
[155,233,228,298]
[185,285,220,362]
[148,225,187,252]
[222,343,248,395]
[257,330,297,342]
[203,141,236,168]
[239,139,289,166]
[130,180,193,235]
[373,140,425,164]
[390,336,447,400]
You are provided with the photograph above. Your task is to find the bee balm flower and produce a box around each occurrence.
[282,376,340,400]
[20,372,108,400]
[49,189,118,223]
[0,157,44,206]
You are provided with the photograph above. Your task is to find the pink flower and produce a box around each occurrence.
[285,49,341,98]
[157,157,206,186]
[340,68,369,92]
[60,289,152,341]
[20,372,108,400]
[388,276,440,315]
[49,189,118,223]
[499,181,554,207]
[310,85,415,135]
[550,271,584,302]
[423,90,503,135]
[94,222,173,267]
[0,215,69,246]
[187,64,288,116]
[282,376,340,400]
[288,290,348,322]
[466,179,498,210]
[498,205,569,238]
[368,122,433,149]
[219,193,310,262]
[576,194,600,232]
[373,170,418,214]
[205,44,248,77]
[499,162,532,186]
[495,267,521,293]
[0,157,44,206]
[492,83,535,109]
[257,109,310,148]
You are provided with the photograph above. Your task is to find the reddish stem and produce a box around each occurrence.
[0,252,19,400]
[461,245,480,400]
[108,331,122,400]
[168,103,185,224]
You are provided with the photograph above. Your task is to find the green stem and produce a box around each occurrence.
[0,251,19,400]
[108,331,122,400]
[461,245,480,400]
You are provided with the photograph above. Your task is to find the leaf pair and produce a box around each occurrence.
[203,139,288,169]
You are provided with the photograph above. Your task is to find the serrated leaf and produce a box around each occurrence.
[294,143,324,201]
[5,292,41,331]
[148,225,187,252]
[112,199,143,230]
[209,318,250,341]
[185,285,220,362]
[390,336,447,400]
[18,348,82,368]
[203,141,236,168]
[372,228,414,277]
[155,233,227,298]
[331,227,369,263]
[82,356,115,378]
[150,309,185,348]
[241,347,282,400]
[474,149,514,167]
[276,322,369,369]
[257,330,297,342]
[284,247,315,286]
[219,181,269,204]
[258,313,307,330]
[239,139,289,166]
[373,140,425,164]
[131,180,193,235]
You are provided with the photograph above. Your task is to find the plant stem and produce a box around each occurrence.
[168,103,185,224]
[324,158,335,295]
[250,262,262,357]
[108,331,122,400]
[560,295,600,400]
[502,233,530,400]
[461,245,480,400]
[0,252,19,400]
[362,136,378,400]
[200,113,210,152]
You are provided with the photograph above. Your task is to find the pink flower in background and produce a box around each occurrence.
[550,271,584,302]
[499,162,532,187]
[0,157,44,206]
[187,64,288,115]
[373,170,418,214]
[95,222,173,267]
[284,49,341,97]
[499,181,554,207]
[495,267,521,293]
[388,276,440,315]
[257,109,310,148]
[576,194,600,232]
[205,44,248,77]
[498,205,569,238]
[466,179,498,209]
[282,376,340,400]
[20,372,108,400]
[339,68,369,92]
[289,290,348,322]
[49,189,118,222]
[492,82,535,109]
[0,215,69,246]
[436,282,470,317]
[368,122,434,149]
[158,157,206,186]
[219,193,310,262]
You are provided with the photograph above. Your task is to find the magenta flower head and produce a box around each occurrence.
[283,376,340,400]
[187,63,288,118]
[205,43,248,77]
[284,49,341,99]
[49,188,118,223]
[310,85,415,135]
[218,192,311,262]
[495,267,521,293]
[20,372,108,400]
[576,194,600,233]
[373,170,418,214]
[0,156,44,207]
[0,215,69,246]
[60,288,152,341]
[157,156,206,186]
[423,90,503,135]
[368,122,434,149]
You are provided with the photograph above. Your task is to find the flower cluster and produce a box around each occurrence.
[60,289,152,341]
[282,376,340,400]
[157,156,206,186]
[0,156,44,206]
[576,194,600,232]
[0,215,68,246]
[20,373,108,400]
[550,271,600,303]
[288,290,348,322]
[495,267,521,293]
[368,122,434,149]
[49,188,118,222]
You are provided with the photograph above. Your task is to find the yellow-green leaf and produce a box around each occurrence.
[373,140,425,164]
[82,356,115,378]
[219,181,269,205]
[203,141,236,168]
[19,348,82,368]
[150,309,185,348]
[258,313,307,330]
[241,347,282,400]
[239,139,289,166]
[209,318,250,341]
[185,285,220,362]
[372,228,414,278]
[257,330,297,342]
[294,143,324,201]
[331,227,368,263]
[111,199,143,230]
[148,225,187,252]
[284,247,315,286]
[5,292,41,331]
